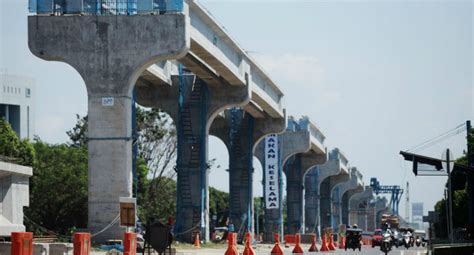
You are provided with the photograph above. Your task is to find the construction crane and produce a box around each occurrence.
[370,177,404,216]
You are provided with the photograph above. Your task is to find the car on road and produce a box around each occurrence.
[371,229,383,247]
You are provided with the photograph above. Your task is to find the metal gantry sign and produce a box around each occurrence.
[265,134,279,209]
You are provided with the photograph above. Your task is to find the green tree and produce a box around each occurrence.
[209,187,229,227]
[24,139,88,236]
[0,118,35,166]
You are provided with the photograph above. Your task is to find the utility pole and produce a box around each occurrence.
[406,182,410,223]
[446,148,454,243]
[467,120,474,239]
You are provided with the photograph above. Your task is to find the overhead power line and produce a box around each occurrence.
[407,123,467,152]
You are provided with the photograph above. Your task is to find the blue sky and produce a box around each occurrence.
[1,0,472,219]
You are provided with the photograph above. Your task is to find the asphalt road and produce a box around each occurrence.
[172,245,427,255]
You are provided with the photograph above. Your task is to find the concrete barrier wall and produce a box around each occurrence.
[0,242,72,255]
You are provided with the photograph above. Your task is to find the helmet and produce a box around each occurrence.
[352,224,358,229]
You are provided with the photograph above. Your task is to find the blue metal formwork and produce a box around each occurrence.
[158,0,183,13]
[36,0,54,14]
[137,0,153,14]
[28,0,37,13]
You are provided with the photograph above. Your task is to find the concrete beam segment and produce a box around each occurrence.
[138,74,249,243]
[348,186,373,230]
[342,184,364,226]
[209,108,286,240]
[304,148,349,233]
[28,15,189,242]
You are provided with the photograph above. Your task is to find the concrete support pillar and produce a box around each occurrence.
[374,197,388,229]
[304,167,319,234]
[342,185,364,225]
[330,167,360,229]
[255,127,310,242]
[137,74,250,243]
[348,186,373,231]
[210,109,285,240]
[28,15,189,242]
[304,148,348,236]
[284,151,325,234]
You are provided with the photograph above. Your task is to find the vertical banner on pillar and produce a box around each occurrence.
[265,134,279,209]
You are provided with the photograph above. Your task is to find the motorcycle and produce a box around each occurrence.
[402,234,411,249]
[415,236,421,247]
[380,232,392,255]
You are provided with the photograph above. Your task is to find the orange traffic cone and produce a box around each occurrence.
[225,232,239,255]
[292,234,304,254]
[270,233,284,255]
[194,233,201,248]
[339,236,345,249]
[243,232,256,255]
[319,231,329,252]
[308,233,318,252]
[328,235,336,251]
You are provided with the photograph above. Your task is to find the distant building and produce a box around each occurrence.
[0,74,35,139]
[412,202,423,228]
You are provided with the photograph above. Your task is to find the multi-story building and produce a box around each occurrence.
[0,73,35,139]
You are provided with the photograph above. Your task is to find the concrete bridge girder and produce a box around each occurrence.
[28,15,189,242]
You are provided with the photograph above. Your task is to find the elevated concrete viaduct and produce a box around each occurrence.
[209,108,286,239]
[29,0,285,243]
[304,148,348,235]
[330,167,363,229]
[349,186,373,230]
[254,116,326,241]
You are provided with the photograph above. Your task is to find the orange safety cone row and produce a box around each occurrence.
[194,233,201,248]
[319,230,329,252]
[225,233,239,255]
[243,232,256,255]
[292,234,304,254]
[308,233,318,252]
[270,233,284,255]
